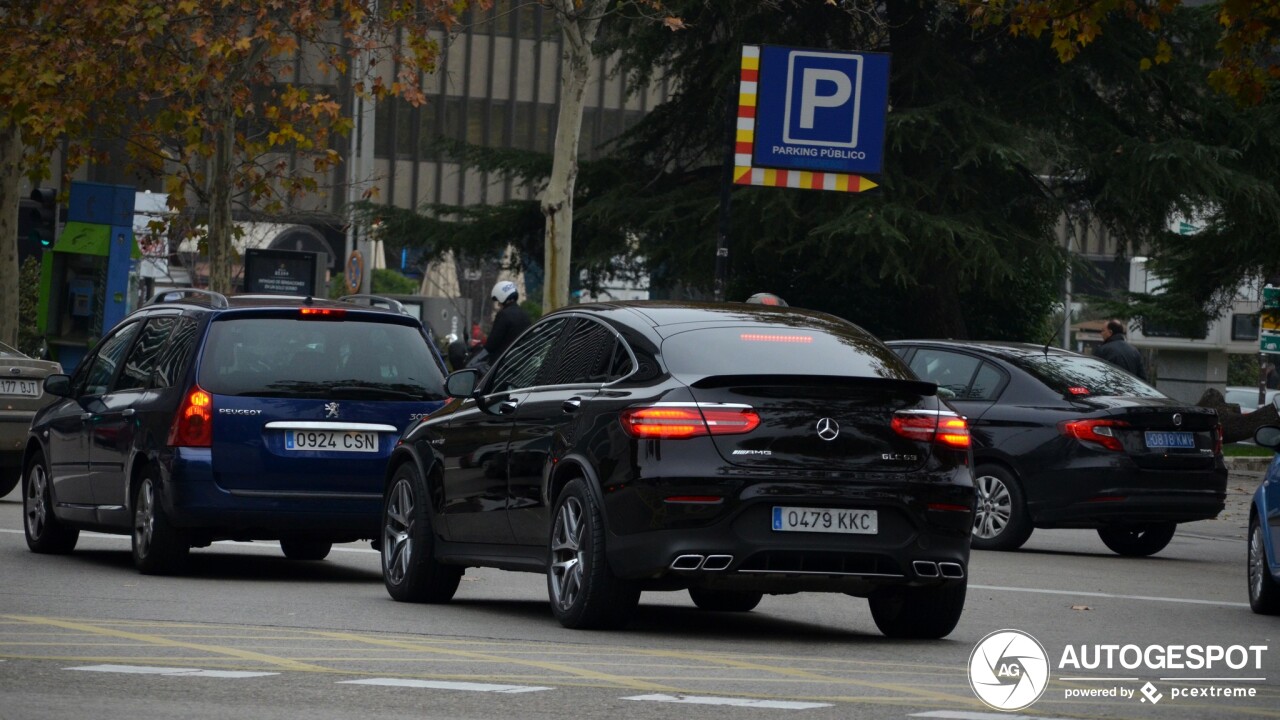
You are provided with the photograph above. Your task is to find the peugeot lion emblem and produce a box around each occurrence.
[816,417,840,441]
[1172,413,1183,427]
[325,402,340,419]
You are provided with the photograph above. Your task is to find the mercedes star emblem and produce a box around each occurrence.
[816,417,840,441]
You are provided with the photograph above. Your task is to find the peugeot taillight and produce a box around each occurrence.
[1059,418,1128,452]
[891,410,971,449]
[620,404,760,439]
[168,386,213,447]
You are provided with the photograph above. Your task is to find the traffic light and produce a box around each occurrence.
[28,187,56,249]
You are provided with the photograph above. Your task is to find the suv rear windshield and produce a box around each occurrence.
[198,316,446,401]
[1008,353,1164,398]
[661,324,912,379]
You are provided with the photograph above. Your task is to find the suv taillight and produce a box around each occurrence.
[1214,425,1223,455]
[620,404,760,439]
[1059,418,1128,452]
[168,386,213,447]
[891,410,971,449]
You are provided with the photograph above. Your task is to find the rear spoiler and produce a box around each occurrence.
[690,374,938,396]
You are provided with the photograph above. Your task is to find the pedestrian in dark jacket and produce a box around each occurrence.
[483,280,532,361]
[1094,319,1147,380]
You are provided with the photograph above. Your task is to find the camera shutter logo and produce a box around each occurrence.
[968,629,1050,711]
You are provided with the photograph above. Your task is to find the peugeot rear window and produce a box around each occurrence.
[1008,354,1164,398]
[661,325,912,379]
[198,316,446,400]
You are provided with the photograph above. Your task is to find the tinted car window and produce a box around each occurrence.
[967,362,1005,401]
[197,316,446,400]
[1010,354,1165,398]
[113,316,176,392]
[545,318,616,385]
[79,322,142,396]
[663,325,911,379]
[909,349,981,397]
[488,319,567,392]
[154,318,198,389]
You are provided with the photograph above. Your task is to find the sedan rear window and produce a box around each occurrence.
[661,325,912,380]
[198,316,446,400]
[1009,354,1164,398]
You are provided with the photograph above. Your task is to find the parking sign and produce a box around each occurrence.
[752,45,889,175]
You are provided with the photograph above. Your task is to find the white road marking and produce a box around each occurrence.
[67,664,277,678]
[911,707,1070,712]
[623,694,831,710]
[339,678,550,693]
[0,528,378,554]
[970,584,1249,609]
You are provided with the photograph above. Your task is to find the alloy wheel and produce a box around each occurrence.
[1251,524,1267,603]
[133,479,156,558]
[974,473,1012,539]
[384,478,415,586]
[550,496,586,611]
[24,463,49,539]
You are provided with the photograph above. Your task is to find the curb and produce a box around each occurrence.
[1225,456,1273,473]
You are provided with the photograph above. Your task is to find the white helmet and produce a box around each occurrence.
[491,280,518,305]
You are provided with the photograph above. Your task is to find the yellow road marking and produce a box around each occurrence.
[308,630,676,692]
[2,616,333,674]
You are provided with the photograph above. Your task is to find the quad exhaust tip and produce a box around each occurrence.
[912,560,940,578]
[913,560,965,579]
[938,562,965,579]
[669,554,735,571]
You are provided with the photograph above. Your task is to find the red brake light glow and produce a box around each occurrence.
[1059,418,1128,452]
[891,411,970,449]
[620,404,760,440]
[1067,386,1091,396]
[300,308,346,319]
[739,333,813,344]
[168,386,213,447]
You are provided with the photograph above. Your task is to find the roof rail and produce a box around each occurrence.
[145,288,230,309]
[339,294,408,315]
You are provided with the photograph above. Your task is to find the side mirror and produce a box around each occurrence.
[444,369,481,398]
[1254,425,1280,450]
[43,374,72,398]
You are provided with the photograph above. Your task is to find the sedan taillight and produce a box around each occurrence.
[620,404,760,439]
[1059,418,1128,452]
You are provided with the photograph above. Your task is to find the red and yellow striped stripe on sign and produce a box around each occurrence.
[733,45,878,194]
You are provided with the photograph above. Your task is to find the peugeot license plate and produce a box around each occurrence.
[772,506,877,535]
[1144,431,1195,449]
[0,378,39,397]
[285,430,379,453]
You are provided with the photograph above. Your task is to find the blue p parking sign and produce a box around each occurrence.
[753,45,890,175]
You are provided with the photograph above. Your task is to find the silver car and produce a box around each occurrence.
[0,342,61,498]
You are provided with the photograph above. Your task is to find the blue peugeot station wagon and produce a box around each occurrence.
[21,290,448,574]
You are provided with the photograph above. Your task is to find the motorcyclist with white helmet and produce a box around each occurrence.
[483,280,532,361]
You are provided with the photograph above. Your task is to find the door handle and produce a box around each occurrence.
[562,397,582,413]
[79,412,93,421]
[122,409,136,417]
[498,399,519,415]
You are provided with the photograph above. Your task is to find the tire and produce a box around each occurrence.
[971,464,1033,551]
[131,468,190,575]
[868,580,967,639]
[22,451,78,554]
[547,479,640,629]
[0,466,20,498]
[688,588,763,613]
[1247,516,1280,615]
[280,539,333,561]
[1097,522,1176,557]
[381,463,462,603]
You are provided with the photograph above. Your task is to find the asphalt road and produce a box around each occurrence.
[0,474,1276,720]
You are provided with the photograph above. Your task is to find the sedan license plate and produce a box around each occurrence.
[772,506,877,535]
[0,378,39,397]
[1145,431,1195,449]
[285,430,379,453]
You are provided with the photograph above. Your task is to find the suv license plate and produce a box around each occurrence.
[285,430,379,453]
[772,506,877,535]
[0,378,39,397]
[1144,431,1194,449]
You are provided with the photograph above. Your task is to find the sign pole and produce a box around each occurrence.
[713,78,738,302]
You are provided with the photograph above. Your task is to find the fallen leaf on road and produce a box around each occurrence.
[1070,605,1092,611]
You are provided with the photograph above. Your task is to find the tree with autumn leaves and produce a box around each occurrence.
[0,0,446,346]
